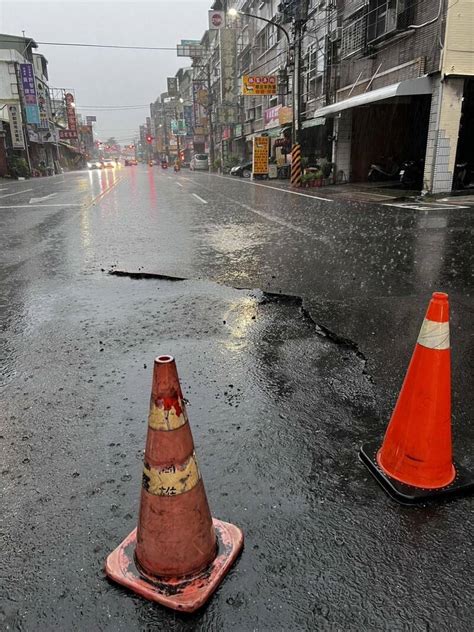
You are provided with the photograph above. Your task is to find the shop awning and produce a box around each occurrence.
[313,76,432,118]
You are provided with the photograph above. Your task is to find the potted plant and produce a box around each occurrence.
[7,155,30,179]
[301,173,311,188]
[313,169,323,187]
[213,158,222,172]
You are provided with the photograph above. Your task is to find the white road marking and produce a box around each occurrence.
[0,188,34,199]
[212,174,333,202]
[0,203,82,209]
[176,182,183,188]
[29,193,58,204]
[383,202,468,210]
[0,187,9,191]
[192,193,208,204]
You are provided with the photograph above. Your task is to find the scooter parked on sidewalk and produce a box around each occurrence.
[453,161,473,189]
[399,159,424,189]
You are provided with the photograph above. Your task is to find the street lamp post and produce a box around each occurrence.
[228,7,298,146]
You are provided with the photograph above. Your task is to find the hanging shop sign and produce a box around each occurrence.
[167,77,178,97]
[86,115,97,123]
[36,80,51,129]
[64,92,78,139]
[19,63,41,124]
[192,81,209,128]
[242,75,277,96]
[208,10,224,29]
[219,28,237,122]
[8,104,25,149]
[222,126,231,141]
[278,106,293,125]
[252,136,270,175]
[59,129,79,139]
[183,105,193,135]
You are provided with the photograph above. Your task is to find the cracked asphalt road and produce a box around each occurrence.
[1,167,473,631]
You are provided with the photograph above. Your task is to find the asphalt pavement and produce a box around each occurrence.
[1,166,473,631]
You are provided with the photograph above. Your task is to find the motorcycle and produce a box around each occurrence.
[399,159,424,188]
[453,161,473,189]
[368,159,400,182]
[161,160,168,169]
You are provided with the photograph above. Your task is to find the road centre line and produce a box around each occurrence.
[192,193,208,204]
[213,173,333,202]
[176,182,183,188]
[0,188,34,198]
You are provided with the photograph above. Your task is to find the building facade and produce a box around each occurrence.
[142,0,473,193]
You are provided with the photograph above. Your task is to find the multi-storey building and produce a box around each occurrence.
[0,35,62,176]
[316,0,474,193]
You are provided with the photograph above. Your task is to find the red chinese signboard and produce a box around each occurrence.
[64,92,78,139]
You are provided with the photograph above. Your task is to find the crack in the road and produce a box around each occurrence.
[107,268,370,374]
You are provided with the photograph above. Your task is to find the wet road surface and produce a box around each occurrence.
[1,167,473,631]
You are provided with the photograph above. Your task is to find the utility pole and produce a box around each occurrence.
[206,64,215,168]
[292,0,309,147]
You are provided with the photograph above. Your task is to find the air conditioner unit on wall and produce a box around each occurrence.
[330,27,342,42]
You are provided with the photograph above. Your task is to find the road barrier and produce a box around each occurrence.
[360,292,473,504]
[105,355,243,612]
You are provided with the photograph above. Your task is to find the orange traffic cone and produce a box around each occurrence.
[360,292,473,504]
[105,355,243,612]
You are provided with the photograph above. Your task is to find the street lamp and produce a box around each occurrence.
[227,7,299,147]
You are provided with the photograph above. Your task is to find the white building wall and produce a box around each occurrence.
[333,109,352,181]
[423,76,464,194]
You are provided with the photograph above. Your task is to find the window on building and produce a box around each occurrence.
[306,44,325,100]
[341,9,367,58]
[367,0,414,42]
[255,105,263,120]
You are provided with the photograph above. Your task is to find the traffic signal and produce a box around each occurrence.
[146,135,153,144]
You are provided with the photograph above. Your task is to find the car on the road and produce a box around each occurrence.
[87,160,102,170]
[124,158,138,166]
[230,161,253,178]
[190,154,209,171]
[101,159,116,169]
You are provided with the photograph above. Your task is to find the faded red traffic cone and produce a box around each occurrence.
[360,292,473,504]
[105,355,243,612]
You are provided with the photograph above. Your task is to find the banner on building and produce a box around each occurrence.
[64,92,78,138]
[19,63,41,124]
[8,104,25,149]
[167,77,178,97]
[86,115,96,123]
[242,75,277,96]
[209,10,224,29]
[264,105,282,128]
[252,136,270,175]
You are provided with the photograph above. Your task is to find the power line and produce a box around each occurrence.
[0,40,177,51]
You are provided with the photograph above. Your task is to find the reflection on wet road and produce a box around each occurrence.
[1,166,473,630]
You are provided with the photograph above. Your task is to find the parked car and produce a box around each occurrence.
[124,158,138,166]
[101,159,116,169]
[190,154,209,171]
[230,161,253,178]
[87,160,102,170]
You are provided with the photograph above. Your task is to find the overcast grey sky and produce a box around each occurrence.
[1,0,210,144]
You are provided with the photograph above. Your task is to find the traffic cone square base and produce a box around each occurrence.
[360,440,474,505]
[105,518,244,613]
